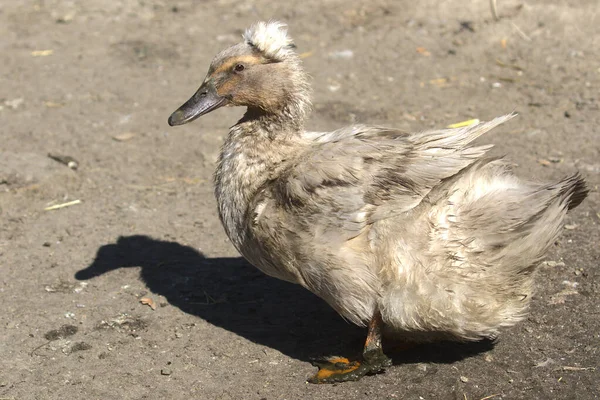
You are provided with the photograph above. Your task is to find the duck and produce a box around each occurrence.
[168,21,588,383]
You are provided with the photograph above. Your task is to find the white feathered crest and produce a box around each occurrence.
[243,21,296,60]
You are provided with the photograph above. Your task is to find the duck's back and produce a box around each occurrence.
[244,114,587,339]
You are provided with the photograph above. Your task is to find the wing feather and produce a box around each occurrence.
[270,114,515,237]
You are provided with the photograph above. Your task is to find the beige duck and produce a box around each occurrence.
[168,21,588,383]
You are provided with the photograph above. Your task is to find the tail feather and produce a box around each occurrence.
[431,163,588,270]
[558,172,588,210]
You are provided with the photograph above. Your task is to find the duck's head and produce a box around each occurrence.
[168,21,310,127]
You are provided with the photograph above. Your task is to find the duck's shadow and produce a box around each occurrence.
[75,235,493,364]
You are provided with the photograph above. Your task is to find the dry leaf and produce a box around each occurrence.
[140,297,157,310]
[429,77,452,88]
[416,47,431,56]
[32,50,54,57]
[448,119,480,129]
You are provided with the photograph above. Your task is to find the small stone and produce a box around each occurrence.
[70,342,92,352]
[460,376,469,383]
[73,282,88,294]
[328,50,354,59]
[48,154,79,170]
[4,98,24,109]
[562,280,579,288]
[56,11,75,24]
[161,368,172,376]
[545,260,566,268]
[548,156,563,163]
[112,132,136,142]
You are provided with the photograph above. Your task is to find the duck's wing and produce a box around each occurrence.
[276,114,516,238]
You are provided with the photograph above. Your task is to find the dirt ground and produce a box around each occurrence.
[1,0,599,399]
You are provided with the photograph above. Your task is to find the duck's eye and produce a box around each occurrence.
[234,64,245,72]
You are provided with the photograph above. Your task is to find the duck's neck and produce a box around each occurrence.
[238,106,305,133]
[214,106,307,249]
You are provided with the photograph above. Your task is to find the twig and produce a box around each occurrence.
[126,184,177,193]
[561,366,596,371]
[480,395,501,400]
[495,59,525,71]
[30,341,51,356]
[490,0,499,21]
[44,199,81,211]
[511,22,532,41]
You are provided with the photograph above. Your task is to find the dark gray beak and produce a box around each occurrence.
[168,81,227,126]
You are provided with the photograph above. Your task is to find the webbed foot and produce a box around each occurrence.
[308,311,392,384]
[308,356,364,383]
[308,352,391,383]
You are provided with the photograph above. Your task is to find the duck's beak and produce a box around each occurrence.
[168,81,228,126]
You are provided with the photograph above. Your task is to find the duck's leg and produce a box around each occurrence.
[308,311,392,384]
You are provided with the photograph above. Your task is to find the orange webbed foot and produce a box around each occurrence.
[308,356,391,383]
[308,310,392,384]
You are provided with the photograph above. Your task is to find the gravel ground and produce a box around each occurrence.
[1,0,599,399]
